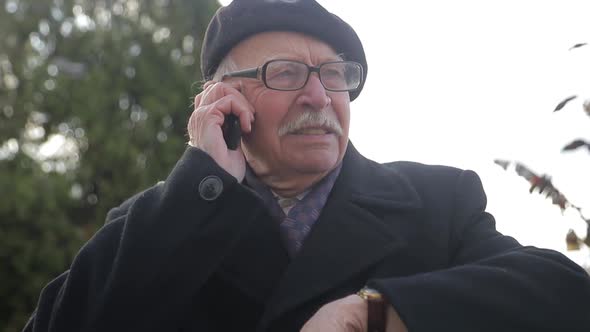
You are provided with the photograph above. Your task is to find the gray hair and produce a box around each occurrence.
[211,55,239,82]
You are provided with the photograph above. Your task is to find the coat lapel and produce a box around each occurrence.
[215,191,290,304]
[258,143,423,329]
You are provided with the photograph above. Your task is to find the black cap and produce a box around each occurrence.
[200,0,367,101]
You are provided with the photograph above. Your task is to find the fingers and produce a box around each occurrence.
[195,81,255,119]
[197,81,247,108]
[192,95,254,134]
[212,96,254,132]
[188,81,255,147]
[202,80,217,90]
[204,81,256,128]
[186,81,250,181]
[300,295,368,332]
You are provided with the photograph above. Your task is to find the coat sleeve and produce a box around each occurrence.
[23,147,267,332]
[369,169,590,332]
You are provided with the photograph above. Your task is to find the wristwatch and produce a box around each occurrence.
[357,286,387,332]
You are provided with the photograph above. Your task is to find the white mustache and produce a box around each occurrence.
[278,111,343,137]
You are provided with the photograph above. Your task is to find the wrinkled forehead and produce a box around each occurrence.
[228,31,342,67]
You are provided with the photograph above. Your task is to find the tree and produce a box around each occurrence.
[0,0,219,330]
[494,42,590,274]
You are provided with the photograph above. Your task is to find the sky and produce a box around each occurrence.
[218,0,590,269]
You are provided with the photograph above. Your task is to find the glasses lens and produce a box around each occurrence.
[320,62,362,91]
[264,60,308,90]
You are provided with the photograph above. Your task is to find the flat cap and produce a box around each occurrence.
[200,0,367,101]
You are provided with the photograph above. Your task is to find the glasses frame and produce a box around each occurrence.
[221,59,363,92]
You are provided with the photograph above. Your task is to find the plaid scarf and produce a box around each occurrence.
[244,163,342,257]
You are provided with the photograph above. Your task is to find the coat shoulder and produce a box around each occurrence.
[381,160,469,190]
[376,160,487,208]
[382,160,464,178]
[105,181,165,224]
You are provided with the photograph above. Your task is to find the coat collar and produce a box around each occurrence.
[257,142,423,329]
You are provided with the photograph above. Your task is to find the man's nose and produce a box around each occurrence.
[296,73,331,110]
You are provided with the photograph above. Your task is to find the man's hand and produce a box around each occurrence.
[300,294,408,332]
[300,295,367,332]
[187,81,255,182]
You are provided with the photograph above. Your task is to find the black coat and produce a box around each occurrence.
[25,143,590,332]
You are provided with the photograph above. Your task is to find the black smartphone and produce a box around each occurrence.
[222,114,241,150]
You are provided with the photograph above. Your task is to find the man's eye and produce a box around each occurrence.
[278,69,295,77]
[270,69,296,79]
[323,69,344,78]
[322,70,346,84]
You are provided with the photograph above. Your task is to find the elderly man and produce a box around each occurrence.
[25,0,590,331]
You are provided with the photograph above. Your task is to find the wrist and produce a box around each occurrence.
[357,286,408,332]
[357,286,387,332]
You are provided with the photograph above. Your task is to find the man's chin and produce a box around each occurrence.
[289,153,340,175]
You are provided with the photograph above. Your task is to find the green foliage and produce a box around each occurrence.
[0,0,219,330]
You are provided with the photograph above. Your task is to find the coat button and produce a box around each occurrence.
[198,175,223,201]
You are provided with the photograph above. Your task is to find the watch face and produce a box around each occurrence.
[358,287,384,301]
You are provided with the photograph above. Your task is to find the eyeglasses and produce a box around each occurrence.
[221,59,363,92]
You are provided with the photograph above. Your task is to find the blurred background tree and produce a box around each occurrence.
[494,43,590,274]
[0,0,219,330]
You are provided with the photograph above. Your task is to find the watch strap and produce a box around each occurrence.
[357,286,386,332]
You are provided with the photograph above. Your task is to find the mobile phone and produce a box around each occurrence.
[222,114,241,150]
